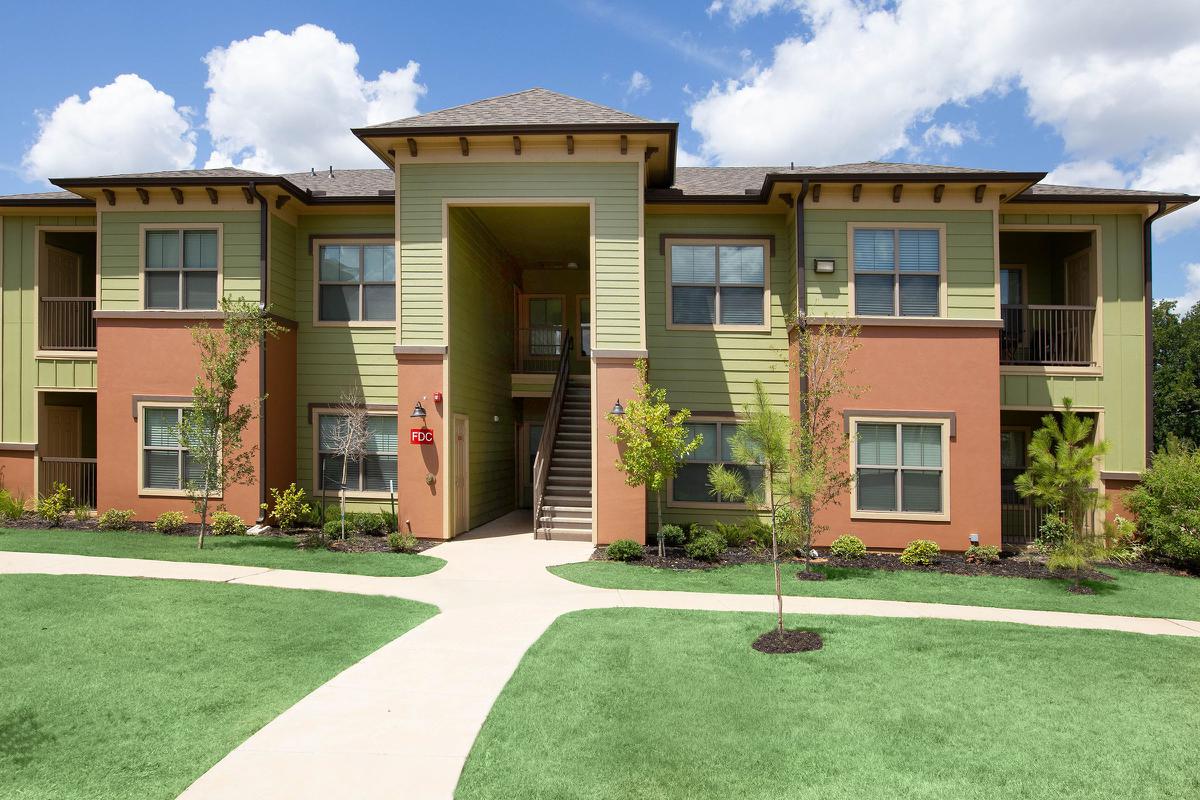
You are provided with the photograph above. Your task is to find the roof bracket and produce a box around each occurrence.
[620,135,628,155]
[102,189,116,206]
[779,192,794,208]
[513,136,522,155]
[566,135,574,155]
[852,183,862,202]
[205,187,219,205]
[811,183,821,202]
[892,184,903,203]
[170,187,184,205]
[933,184,945,203]
[275,195,290,210]
[974,184,986,203]
[241,186,253,204]
[406,138,418,157]
[459,137,469,156]
[135,187,149,205]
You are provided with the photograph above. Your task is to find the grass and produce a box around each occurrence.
[457,608,1200,800]
[0,527,444,577]
[0,574,435,800]
[550,560,1200,621]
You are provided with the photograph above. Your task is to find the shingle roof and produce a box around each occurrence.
[281,169,394,197]
[57,167,269,181]
[1018,183,1195,199]
[0,189,90,205]
[360,88,660,131]
[666,162,1036,196]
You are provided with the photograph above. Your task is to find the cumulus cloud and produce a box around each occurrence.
[1043,160,1131,189]
[707,0,798,25]
[626,70,652,99]
[203,24,425,173]
[1163,262,1200,313]
[921,122,977,150]
[22,74,196,180]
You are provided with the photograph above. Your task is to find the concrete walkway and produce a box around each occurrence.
[4,511,1199,799]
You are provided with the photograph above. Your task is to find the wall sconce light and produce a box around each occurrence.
[813,258,835,274]
[968,533,980,544]
[610,399,625,416]
[410,401,427,421]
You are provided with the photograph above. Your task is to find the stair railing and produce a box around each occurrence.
[533,331,574,537]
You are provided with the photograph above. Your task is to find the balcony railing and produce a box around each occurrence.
[40,297,96,351]
[1001,468,1096,551]
[1001,305,1095,367]
[40,457,97,510]
[516,326,565,373]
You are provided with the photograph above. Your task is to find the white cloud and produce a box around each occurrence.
[707,0,798,25]
[921,122,977,149]
[675,144,710,167]
[22,74,196,180]
[1043,160,1131,189]
[203,24,424,173]
[626,70,652,99]
[1162,262,1200,313]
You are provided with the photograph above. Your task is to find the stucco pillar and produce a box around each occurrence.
[395,350,447,539]
[592,355,647,545]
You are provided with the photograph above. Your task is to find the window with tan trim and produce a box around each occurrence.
[314,411,398,495]
[850,226,945,317]
[143,228,220,310]
[316,242,395,324]
[666,238,770,330]
[850,416,950,520]
[671,419,763,506]
[139,404,210,495]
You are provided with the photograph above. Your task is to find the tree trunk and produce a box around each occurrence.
[656,491,664,558]
[340,456,350,541]
[768,476,783,635]
[197,476,209,550]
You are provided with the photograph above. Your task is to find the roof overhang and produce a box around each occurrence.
[48,174,394,207]
[0,195,93,208]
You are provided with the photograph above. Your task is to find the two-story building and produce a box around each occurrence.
[1,88,1194,550]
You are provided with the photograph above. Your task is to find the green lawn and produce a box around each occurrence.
[0,528,444,577]
[1,574,435,800]
[551,560,1200,621]
[457,608,1200,800]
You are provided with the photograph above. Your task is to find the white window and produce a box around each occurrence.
[672,420,762,504]
[318,243,395,322]
[852,419,948,518]
[142,406,200,491]
[144,229,219,310]
[668,240,768,329]
[316,413,398,493]
[852,228,942,317]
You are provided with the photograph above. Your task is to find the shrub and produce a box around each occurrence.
[210,511,244,537]
[154,511,187,534]
[387,530,418,553]
[265,483,311,530]
[347,512,388,536]
[0,489,25,520]
[97,509,135,531]
[658,524,686,547]
[684,531,725,562]
[829,534,867,559]
[1128,443,1200,567]
[900,539,940,566]
[323,518,347,538]
[36,482,74,527]
[605,539,644,562]
[712,519,757,548]
[964,544,1001,563]
[1106,515,1145,565]
[1034,514,1071,556]
[72,504,91,523]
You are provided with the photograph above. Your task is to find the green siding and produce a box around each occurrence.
[36,357,97,389]
[99,210,260,309]
[269,215,297,320]
[806,209,995,319]
[398,162,641,349]
[293,214,397,499]
[645,211,791,412]
[448,209,517,527]
[1,214,95,442]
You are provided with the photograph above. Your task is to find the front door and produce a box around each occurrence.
[453,414,470,534]
[44,406,82,457]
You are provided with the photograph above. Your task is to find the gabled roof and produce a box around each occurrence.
[0,190,90,207]
[359,88,658,132]
[280,169,394,197]
[1011,182,1198,204]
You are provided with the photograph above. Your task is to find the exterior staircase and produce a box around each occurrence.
[535,377,592,541]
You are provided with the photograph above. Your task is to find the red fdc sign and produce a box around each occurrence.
[410,428,434,445]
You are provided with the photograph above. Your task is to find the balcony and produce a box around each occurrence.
[516,326,567,373]
[39,297,97,351]
[1000,305,1096,367]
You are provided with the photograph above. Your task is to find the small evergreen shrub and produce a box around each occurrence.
[605,539,644,562]
[0,489,25,520]
[210,511,244,537]
[829,534,867,559]
[265,483,311,530]
[36,482,74,527]
[154,511,187,534]
[387,530,419,553]
[657,524,686,547]
[900,539,940,566]
[97,509,135,531]
[964,544,1001,563]
[1128,444,1200,567]
[324,518,347,538]
[347,512,388,536]
[684,531,725,562]
[713,519,756,548]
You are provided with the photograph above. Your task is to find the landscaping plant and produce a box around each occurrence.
[154,511,187,534]
[210,511,244,537]
[605,539,644,562]
[177,298,284,549]
[0,488,25,520]
[964,544,1001,564]
[324,388,371,541]
[264,483,311,530]
[1127,439,1200,568]
[97,509,135,531]
[387,530,418,553]
[657,524,686,547]
[829,534,867,559]
[900,539,940,565]
[684,531,725,563]
[36,482,74,527]
[606,358,702,557]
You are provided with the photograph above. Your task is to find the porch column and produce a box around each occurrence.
[592,354,647,545]
[395,349,448,539]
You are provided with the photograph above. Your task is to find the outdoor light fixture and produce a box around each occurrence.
[969,533,980,544]
[410,401,427,420]
[610,399,625,416]
[813,258,835,274]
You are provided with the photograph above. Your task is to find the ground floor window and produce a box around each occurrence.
[316,413,398,493]
[672,420,761,504]
[851,417,948,517]
[142,406,200,491]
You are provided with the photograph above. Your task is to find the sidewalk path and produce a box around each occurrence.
[4,511,1198,799]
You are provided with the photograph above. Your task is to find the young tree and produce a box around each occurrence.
[605,358,702,557]
[1015,399,1110,589]
[326,388,370,540]
[178,297,284,549]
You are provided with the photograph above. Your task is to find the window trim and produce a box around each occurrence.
[667,416,756,509]
[665,237,772,333]
[310,407,400,499]
[849,414,951,522]
[999,263,1028,306]
[312,238,397,328]
[577,295,591,358]
[136,401,222,499]
[846,223,947,319]
[138,223,224,312]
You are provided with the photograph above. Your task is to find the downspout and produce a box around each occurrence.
[794,177,810,394]
[248,182,270,523]
[1143,200,1168,464]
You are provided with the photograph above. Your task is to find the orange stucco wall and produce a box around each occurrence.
[395,353,445,538]
[1104,478,1139,525]
[813,325,1001,551]
[0,451,35,501]
[96,318,263,522]
[593,357,648,545]
[264,323,297,503]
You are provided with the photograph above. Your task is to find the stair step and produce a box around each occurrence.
[550,465,591,475]
[535,528,592,542]
[538,516,592,529]
[543,495,591,507]
[540,505,592,517]
[548,477,590,487]
[551,457,590,465]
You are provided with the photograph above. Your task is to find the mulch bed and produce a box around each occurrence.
[324,535,440,554]
[591,545,771,570]
[823,551,1118,582]
[794,569,827,581]
[752,629,824,653]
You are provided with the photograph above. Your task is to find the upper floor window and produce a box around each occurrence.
[316,412,398,494]
[317,243,395,323]
[851,417,949,519]
[668,240,768,330]
[852,228,942,317]
[144,229,219,310]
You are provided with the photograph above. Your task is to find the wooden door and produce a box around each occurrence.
[453,414,470,534]
[45,245,82,296]
[1064,249,1092,307]
[44,406,82,457]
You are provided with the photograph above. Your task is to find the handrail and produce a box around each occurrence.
[532,330,573,536]
[39,297,97,350]
[1000,304,1096,366]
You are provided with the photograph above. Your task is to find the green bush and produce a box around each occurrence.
[324,518,347,538]
[1105,515,1145,564]
[387,530,419,553]
[1035,514,1071,555]
[684,531,725,562]
[36,483,74,527]
[347,512,388,536]
[605,539,644,562]
[97,509,135,531]
[265,483,311,530]
[964,544,1001,563]
[712,519,758,548]
[72,504,91,523]
[153,511,187,534]
[829,534,867,559]
[657,524,686,547]
[900,539,940,566]
[1128,444,1200,567]
[0,488,25,520]
[210,511,244,537]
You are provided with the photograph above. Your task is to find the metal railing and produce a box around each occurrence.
[1001,305,1095,366]
[40,297,97,351]
[1001,468,1098,551]
[515,326,565,373]
[40,457,98,510]
[532,331,573,536]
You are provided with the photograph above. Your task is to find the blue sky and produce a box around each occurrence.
[1,0,1197,305]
